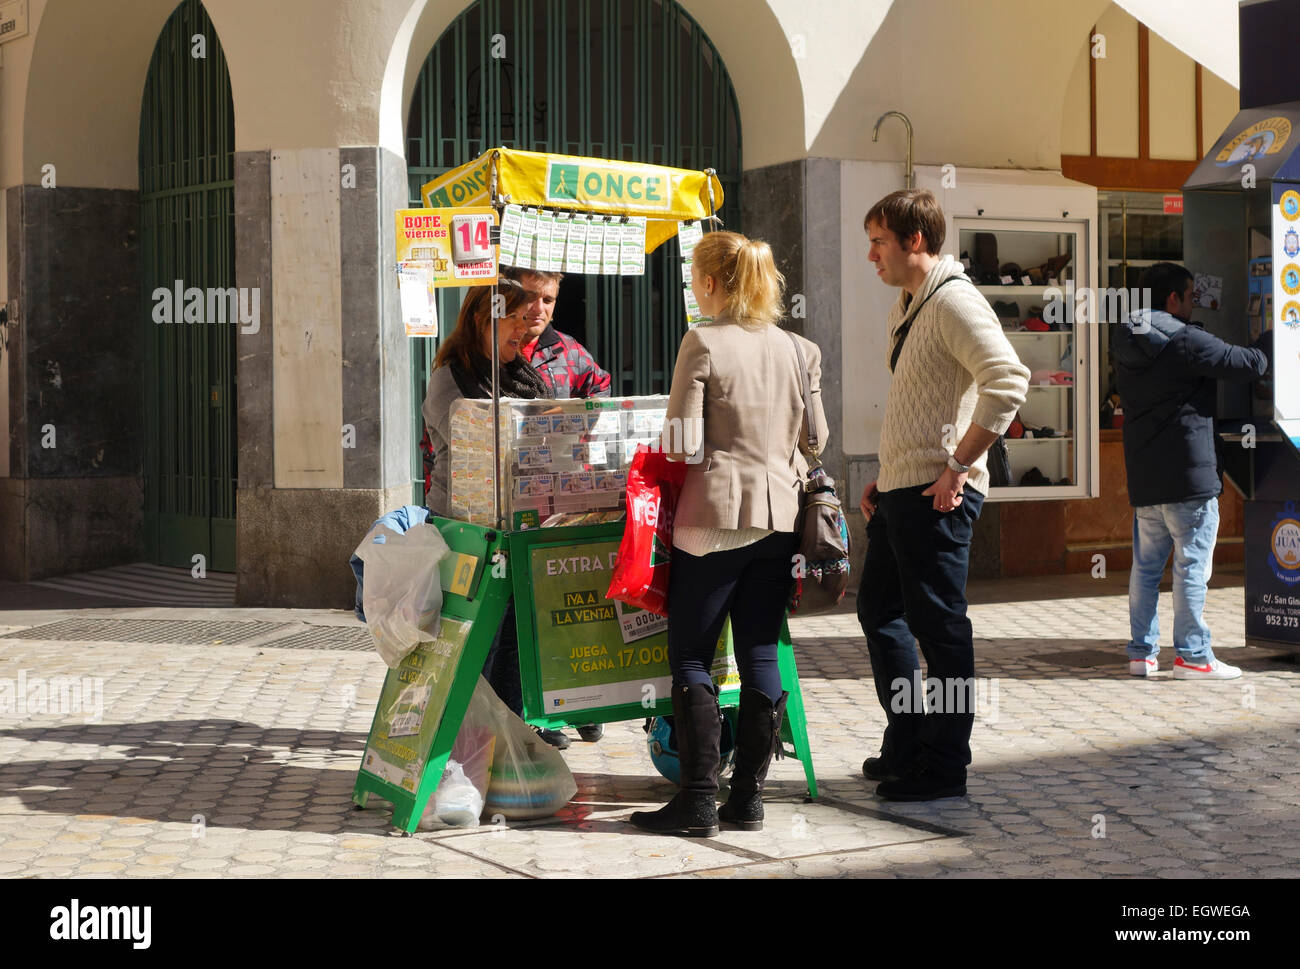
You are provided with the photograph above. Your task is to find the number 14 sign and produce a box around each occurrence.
[394,206,499,288]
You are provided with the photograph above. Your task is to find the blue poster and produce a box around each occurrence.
[1245,500,1300,643]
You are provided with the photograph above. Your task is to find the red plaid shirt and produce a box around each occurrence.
[522,325,613,400]
[420,326,611,493]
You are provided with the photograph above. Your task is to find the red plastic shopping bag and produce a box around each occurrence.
[606,444,688,617]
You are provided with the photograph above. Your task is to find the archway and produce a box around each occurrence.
[139,0,237,571]
[405,0,742,495]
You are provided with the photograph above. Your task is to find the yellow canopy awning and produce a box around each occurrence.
[420,147,724,254]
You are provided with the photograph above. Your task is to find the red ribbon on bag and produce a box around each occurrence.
[605,444,688,617]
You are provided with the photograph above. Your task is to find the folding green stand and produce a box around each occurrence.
[352,520,511,834]
[352,519,820,835]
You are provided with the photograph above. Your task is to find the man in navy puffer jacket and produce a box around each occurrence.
[1112,262,1271,681]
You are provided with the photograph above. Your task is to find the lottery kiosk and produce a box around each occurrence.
[1183,99,1300,650]
[353,148,820,833]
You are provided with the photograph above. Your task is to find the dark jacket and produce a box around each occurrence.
[1111,308,1270,507]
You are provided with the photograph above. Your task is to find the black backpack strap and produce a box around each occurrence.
[888,275,961,372]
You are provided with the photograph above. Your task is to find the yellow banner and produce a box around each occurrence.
[421,148,723,254]
[419,156,494,209]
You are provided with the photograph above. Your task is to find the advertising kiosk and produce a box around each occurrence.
[352,148,820,833]
[1183,102,1300,650]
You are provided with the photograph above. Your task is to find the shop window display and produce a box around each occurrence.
[958,223,1086,494]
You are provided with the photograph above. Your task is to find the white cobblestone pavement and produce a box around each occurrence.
[0,565,1297,879]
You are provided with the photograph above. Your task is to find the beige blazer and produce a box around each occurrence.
[661,316,830,532]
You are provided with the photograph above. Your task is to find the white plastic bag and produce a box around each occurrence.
[419,759,484,830]
[475,683,577,821]
[354,522,450,668]
[418,675,576,829]
[451,677,500,809]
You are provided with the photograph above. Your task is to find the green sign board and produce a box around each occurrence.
[511,527,737,718]
[360,617,472,794]
[353,519,511,833]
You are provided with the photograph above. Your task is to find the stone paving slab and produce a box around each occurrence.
[0,572,1298,878]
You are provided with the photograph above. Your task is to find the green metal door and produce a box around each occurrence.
[139,0,236,571]
[406,0,742,500]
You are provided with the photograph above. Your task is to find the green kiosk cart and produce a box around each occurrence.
[352,148,819,834]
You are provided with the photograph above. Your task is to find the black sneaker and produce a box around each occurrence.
[576,723,604,743]
[862,756,901,781]
[533,726,570,750]
[876,769,966,802]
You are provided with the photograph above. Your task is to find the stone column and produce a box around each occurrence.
[233,147,412,607]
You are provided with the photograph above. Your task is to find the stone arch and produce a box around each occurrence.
[22,0,185,189]
[391,0,803,170]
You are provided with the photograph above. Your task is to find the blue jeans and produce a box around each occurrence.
[1127,497,1219,663]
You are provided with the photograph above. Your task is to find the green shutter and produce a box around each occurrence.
[139,0,236,571]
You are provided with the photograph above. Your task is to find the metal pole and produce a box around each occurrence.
[491,279,503,530]
[704,167,718,230]
[489,150,504,531]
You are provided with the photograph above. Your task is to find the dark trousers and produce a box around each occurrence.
[856,484,984,780]
[668,531,798,702]
[483,602,523,717]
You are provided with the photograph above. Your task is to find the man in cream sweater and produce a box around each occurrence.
[857,189,1029,801]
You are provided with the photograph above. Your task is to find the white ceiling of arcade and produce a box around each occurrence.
[9,0,1242,189]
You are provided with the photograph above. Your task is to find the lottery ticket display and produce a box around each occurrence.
[448,395,669,527]
[498,204,646,276]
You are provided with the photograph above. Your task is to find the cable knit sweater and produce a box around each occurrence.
[877,256,1030,496]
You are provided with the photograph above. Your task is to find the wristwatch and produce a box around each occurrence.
[947,454,971,474]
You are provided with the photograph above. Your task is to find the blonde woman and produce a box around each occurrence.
[630,231,829,837]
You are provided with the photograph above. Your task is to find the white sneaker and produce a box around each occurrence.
[1129,658,1158,677]
[1173,656,1242,680]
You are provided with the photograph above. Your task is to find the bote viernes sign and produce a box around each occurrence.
[394,207,498,287]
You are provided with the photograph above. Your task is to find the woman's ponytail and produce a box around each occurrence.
[693,231,786,326]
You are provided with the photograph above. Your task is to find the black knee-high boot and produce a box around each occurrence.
[718,688,788,831]
[629,683,721,838]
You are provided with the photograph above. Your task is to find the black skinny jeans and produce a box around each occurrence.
[667,531,798,702]
[856,484,984,780]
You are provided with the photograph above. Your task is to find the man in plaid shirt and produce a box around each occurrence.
[511,268,612,398]
[417,267,612,744]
